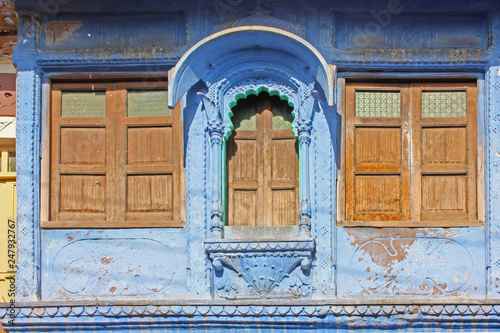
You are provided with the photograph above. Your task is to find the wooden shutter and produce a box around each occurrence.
[411,83,477,222]
[115,81,182,225]
[345,83,411,222]
[51,83,115,223]
[343,81,479,227]
[227,93,298,226]
[49,80,183,228]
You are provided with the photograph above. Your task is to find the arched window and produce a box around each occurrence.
[226,92,299,226]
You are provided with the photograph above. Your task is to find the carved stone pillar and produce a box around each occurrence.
[207,119,224,238]
[297,119,313,237]
[15,66,42,301]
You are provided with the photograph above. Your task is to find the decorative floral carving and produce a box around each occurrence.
[206,240,315,299]
[53,238,178,297]
[350,237,473,296]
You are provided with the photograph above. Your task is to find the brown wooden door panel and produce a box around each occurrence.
[421,127,467,165]
[271,139,298,181]
[227,93,298,227]
[272,189,297,226]
[231,190,258,226]
[355,127,402,166]
[59,175,106,213]
[127,126,173,165]
[229,138,259,182]
[60,127,107,165]
[412,83,477,223]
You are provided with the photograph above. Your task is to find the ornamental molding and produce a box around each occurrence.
[3,302,500,319]
[212,1,306,39]
[205,240,315,299]
[205,240,315,253]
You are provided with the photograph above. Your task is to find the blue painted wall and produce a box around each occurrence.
[3,0,500,331]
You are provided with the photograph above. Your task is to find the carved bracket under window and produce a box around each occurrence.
[206,240,315,300]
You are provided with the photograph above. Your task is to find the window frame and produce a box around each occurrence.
[225,92,300,227]
[41,77,185,229]
[338,79,485,228]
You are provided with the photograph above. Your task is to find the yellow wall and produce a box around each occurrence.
[0,148,16,303]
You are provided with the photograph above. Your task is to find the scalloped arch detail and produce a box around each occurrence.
[225,86,296,141]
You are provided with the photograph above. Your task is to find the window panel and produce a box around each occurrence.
[231,102,257,131]
[272,189,297,226]
[421,127,467,164]
[230,139,258,181]
[344,82,478,226]
[49,80,182,228]
[127,90,171,117]
[227,93,298,227]
[421,91,466,117]
[60,175,106,213]
[271,139,297,181]
[127,126,173,164]
[355,175,402,213]
[60,127,106,165]
[272,102,294,130]
[421,175,467,213]
[355,91,401,117]
[232,190,257,226]
[8,152,15,173]
[127,175,173,212]
[355,127,402,165]
[61,91,106,118]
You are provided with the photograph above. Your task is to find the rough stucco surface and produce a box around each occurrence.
[337,227,485,298]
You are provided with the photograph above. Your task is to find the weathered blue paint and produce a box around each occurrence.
[41,229,187,301]
[2,0,500,331]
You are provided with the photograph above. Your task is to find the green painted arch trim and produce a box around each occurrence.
[225,86,296,141]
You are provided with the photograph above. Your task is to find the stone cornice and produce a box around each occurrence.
[2,301,500,319]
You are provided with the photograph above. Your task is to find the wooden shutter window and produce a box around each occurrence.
[412,83,477,223]
[227,93,299,227]
[116,82,181,224]
[345,84,411,223]
[47,80,183,228]
[343,82,479,227]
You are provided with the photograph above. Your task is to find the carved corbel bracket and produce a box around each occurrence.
[206,240,315,299]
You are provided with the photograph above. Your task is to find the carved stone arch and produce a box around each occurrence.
[168,26,336,109]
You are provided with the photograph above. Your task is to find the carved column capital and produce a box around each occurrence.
[296,118,312,146]
[296,118,312,134]
[207,119,224,139]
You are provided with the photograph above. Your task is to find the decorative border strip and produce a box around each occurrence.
[2,303,500,319]
[205,240,315,253]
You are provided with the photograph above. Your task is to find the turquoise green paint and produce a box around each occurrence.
[222,87,299,225]
[222,139,227,225]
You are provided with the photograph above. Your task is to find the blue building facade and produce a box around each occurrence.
[2,0,500,331]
